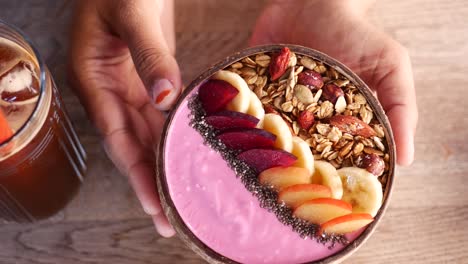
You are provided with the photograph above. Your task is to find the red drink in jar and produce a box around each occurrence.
[0,21,86,222]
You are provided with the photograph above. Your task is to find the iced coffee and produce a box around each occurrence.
[0,22,86,222]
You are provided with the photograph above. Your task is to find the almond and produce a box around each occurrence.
[294,84,314,104]
[269,47,291,81]
[297,110,315,130]
[322,83,344,104]
[355,153,385,176]
[297,70,324,90]
[329,115,376,138]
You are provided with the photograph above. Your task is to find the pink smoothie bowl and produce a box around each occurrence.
[156,45,396,264]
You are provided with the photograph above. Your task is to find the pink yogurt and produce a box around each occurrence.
[164,90,364,264]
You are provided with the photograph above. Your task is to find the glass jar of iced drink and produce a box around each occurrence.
[0,20,86,222]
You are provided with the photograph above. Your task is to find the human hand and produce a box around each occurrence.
[251,0,418,166]
[69,0,180,237]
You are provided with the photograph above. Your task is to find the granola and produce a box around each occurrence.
[225,49,390,188]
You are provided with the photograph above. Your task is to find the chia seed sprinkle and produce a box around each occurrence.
[188,95,348,247]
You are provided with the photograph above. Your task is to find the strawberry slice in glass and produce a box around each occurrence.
[0,108,13,144]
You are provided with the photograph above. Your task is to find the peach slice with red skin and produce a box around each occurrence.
[293,198,352,225]
[320,213,374,235]
[238,149,297,173]
[205,110,259,130]
[198,79,239,114]
[278,184,331,209]
[258,166,310,191]
[216,128,276,151]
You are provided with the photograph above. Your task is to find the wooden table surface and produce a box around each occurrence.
[1,0,467,263]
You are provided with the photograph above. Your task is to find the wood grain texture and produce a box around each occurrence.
[0,219,204,264]
[0,0,467,263]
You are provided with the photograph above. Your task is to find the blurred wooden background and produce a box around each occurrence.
[0,0,467,263]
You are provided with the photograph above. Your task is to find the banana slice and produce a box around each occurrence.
[311,160,343,200]
[212,70,250,113]
[262,113,293,152]
[337,167,383,217]
[246,91,265,127]
[291,137,314,175]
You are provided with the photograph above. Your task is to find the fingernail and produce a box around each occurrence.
[407,133,415,165]
[153,214,176,238]
[151,79,179,111]
[398,131,415,166]
[142,188,163,216]
[143,201,162,216]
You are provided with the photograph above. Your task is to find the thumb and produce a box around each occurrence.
[109,1,181,111]
[367,40,418,166]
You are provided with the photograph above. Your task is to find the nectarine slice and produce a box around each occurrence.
[259,166,310,191]
[198,79,238,114]
[293,198,352,224]
[216,128,276,151]
[205,110,259,130]
[320,213,374,235]
[238,149,297,173]
[278,184,331,209]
